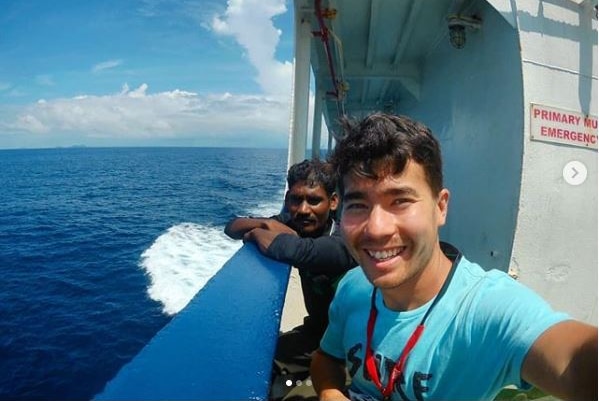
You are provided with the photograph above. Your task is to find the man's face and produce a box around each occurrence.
[285,181,338,237]
[339,161,449,290]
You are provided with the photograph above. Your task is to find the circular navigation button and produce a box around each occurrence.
[563,161,587,186]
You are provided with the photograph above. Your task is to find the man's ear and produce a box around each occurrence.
[436,188,450,226]
[329,192,339,211]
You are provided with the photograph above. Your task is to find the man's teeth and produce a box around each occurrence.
[368,248,403,260]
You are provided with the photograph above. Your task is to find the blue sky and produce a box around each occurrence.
[0,0,299,149]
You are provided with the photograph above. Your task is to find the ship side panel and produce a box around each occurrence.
[511,0,598,323]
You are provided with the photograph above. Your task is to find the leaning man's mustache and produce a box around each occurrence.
[293,216,316,224]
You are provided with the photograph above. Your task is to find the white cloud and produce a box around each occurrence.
[92,59,123,73]
[211,0,292,96]
[1,84,291,146]
[13,114,48,134]
[0,0,303,148]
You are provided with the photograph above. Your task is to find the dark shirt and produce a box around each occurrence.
[266,214,357,337]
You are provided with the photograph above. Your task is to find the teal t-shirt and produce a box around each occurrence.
[320,246,569,401]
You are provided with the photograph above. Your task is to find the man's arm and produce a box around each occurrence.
[266,233,357,275]
[311,349,350,401]
[224,217,295,240]
[522,320,597,401]
[224,217,266,239]
[242,227,297,254]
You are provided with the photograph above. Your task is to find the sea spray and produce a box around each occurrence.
[138,194,284,315]
[139,223,242,315]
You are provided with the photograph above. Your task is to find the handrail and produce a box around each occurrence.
[95,244,291,400]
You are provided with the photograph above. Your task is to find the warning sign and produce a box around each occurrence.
[530,104,597,150]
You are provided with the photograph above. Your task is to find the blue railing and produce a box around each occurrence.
[95,244,291,400]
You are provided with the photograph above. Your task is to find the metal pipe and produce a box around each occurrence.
[314,0,344,117]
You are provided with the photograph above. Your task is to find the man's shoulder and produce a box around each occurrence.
[456,254,520,289]
[450,256,515,299]
[449,249,560,318]
[441,243,531,305]
[336,267,372,298]
[327,267,372,315]
[341,266,367,281]
[442,242,512,283]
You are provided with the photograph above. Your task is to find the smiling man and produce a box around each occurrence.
[224,159,356,400]
[311,113,597,401]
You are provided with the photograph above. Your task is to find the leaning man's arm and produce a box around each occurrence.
[311,349,349,401]
[225,217,294,240]
[266,234,356,274]
[224,217,265,239]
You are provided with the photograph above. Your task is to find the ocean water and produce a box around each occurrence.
[0,147,287,400]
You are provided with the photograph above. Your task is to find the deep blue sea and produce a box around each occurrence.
[0,147,288,400]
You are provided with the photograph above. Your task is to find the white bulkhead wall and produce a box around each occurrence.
[507,0,597,324]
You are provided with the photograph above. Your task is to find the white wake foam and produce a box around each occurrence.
[139,191,285,315]
[139,222,242,315]
[247,190,284,217]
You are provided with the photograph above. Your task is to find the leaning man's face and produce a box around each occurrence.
[285,181,337,237]
[339,161,449,290]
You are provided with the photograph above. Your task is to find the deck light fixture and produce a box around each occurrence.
[447,15,482,49]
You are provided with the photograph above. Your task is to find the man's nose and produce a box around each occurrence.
[297,200,311,214]
[364,206,394,238]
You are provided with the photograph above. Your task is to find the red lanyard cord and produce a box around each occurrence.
[365,295,425,398]
[364,252,460,399]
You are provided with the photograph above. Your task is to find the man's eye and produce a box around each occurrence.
[307,197,323,205]
[393,198,414,208]
[288,197,302,204]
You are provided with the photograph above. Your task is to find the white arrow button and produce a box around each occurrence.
[563,161,587,186]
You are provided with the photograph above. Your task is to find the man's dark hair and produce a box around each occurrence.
[287,159,337,196]
[329,112,443,194]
